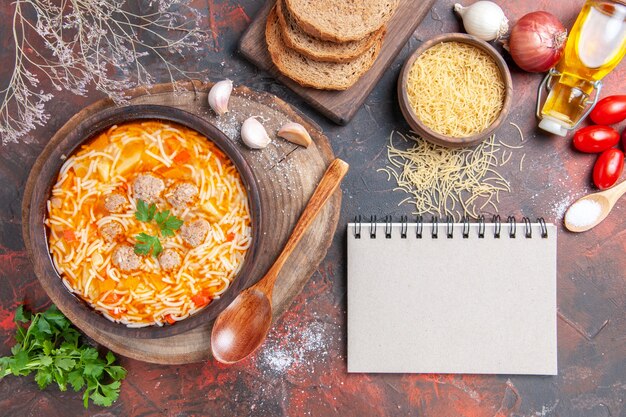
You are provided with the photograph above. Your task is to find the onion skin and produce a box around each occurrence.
[508,11,567,73]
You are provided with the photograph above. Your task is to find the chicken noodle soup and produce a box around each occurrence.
[45,121,252,327]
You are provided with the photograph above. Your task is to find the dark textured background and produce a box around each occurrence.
[1,0,625,416]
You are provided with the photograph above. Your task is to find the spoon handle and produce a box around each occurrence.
[607,179,626,205]
[257,158,349,294]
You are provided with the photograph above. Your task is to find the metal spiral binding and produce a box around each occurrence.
[493,214,501,238]
[400,216,408,239]
[478,215,485,238]
[385,215,392,239]
[462,215,470,238]
[353,215,362,239]
[370,215,377,239]
[446,215,454,238]
[416,215,423,239]
[507,216,517,238]
[523,217,532,238]
[351,215,549,239]
[538,217,548,238]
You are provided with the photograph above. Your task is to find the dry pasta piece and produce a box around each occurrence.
[406,41,505,138]
[379,131,523,220]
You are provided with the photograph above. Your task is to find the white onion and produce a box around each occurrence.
[454,1,509,41]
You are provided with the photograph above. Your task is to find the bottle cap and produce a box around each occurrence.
[539,117,568,137]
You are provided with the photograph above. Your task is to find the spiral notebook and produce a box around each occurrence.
[347,216,558,375]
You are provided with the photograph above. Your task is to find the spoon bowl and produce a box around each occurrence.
[211,288,272,364]
[564,179,626,232]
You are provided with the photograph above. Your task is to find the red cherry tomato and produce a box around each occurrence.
[572,125,620,153]
[593,148,624,190]
[622,128,626,150]
[590,95,626,125]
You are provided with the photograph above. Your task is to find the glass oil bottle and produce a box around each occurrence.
[537,0,626,136]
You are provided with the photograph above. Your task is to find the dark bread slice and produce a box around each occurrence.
[276,0,384,63]
[284,0,398,42]
[266,6,383,91]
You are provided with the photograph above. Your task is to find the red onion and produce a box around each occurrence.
[507,11,567,73]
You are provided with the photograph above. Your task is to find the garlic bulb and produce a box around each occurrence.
[277,122,312,148]
[454,1,509,41]
[241,117,271,149]
[208,79,233,116]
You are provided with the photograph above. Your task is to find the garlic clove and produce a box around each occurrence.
[454,1,509,42]
[241,117,271,149]
[277,122,312,148]
[208,79,233,116]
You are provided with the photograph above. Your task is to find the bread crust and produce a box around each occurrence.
[283,0,398,42]
[276,0,384,63]
[265,6,384,90]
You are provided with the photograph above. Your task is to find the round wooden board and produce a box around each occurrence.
[26,81,341,364]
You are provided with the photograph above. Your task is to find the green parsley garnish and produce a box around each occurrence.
[154,210,184,237]
[0,305,126,409]
[133,200,183,256]
[134,199,157,222]
[134,232,163,257]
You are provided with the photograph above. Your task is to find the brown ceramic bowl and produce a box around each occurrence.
[22,105,262,339]
[398,33,513,148]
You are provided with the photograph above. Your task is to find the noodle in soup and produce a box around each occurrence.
[45,121,251,327]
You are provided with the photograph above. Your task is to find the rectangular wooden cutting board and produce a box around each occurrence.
[239,0,437,125]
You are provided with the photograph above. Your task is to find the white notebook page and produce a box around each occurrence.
[347,222,557,375]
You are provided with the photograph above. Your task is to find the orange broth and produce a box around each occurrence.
[45,121,251,327]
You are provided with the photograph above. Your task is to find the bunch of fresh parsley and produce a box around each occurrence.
[134,199,183,257]
[0,305,126,408]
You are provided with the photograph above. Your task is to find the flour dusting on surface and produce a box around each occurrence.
[551,195,575,221]
[212,112,241,140]
[256,320,331,376]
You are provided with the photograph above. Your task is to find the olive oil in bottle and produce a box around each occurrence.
[538,0,626,136]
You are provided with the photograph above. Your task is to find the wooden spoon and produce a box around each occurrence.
[564,179,626,232]
[211,158,349,364]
